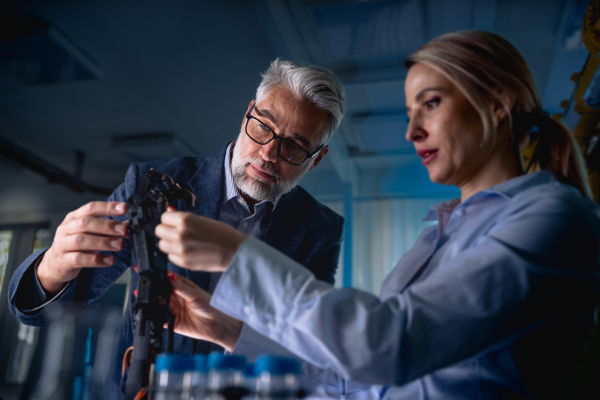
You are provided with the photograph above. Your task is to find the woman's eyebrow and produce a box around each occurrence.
[415,87,444,102]
[407,87,447,112]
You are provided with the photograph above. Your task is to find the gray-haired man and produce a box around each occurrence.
[8,59,346,399]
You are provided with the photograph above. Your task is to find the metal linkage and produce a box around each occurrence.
[123,169,196,400]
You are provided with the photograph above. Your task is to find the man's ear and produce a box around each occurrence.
[309,146,328,171]
[241,99,256,130]
[492,94,514,127]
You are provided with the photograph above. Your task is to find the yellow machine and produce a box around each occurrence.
[562,0,600,203]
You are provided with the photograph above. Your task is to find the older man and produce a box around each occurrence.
[8,59,345,399]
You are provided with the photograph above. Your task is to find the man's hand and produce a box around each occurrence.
[156,208,246,272]
[168,272,242,351]
[36,201,129,295]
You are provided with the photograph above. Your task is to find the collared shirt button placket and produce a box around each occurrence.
[447,207,467,235]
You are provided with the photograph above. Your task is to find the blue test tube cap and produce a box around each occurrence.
[155,353,196,373]
[254,355,301,376]
[194,354,208,373]
[207,352,246,371]
[245,363,256,378]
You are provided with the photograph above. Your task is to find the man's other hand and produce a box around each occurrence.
[36,201,129,295]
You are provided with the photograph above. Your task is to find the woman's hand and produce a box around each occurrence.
[168,272,243,352]
[156,208,247,272]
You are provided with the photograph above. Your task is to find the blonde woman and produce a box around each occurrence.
[157,31,600,399]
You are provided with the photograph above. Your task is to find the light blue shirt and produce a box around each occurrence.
[219,142,279,237]
[211,171,600,399]
[210,142,278,293]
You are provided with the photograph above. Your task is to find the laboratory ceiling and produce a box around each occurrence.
[0,0,591,200]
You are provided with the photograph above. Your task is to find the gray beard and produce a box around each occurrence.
[230,137,304,202]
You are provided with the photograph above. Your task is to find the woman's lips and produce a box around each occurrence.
[417,149,438,165]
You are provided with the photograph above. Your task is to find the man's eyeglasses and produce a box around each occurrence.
[244,104,324,166]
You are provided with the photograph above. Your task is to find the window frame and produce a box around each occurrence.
[0,222,49,388]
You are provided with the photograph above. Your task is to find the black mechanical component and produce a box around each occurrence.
[122,169,197,400]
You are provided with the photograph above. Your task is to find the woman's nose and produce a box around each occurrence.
[405,114,427,142]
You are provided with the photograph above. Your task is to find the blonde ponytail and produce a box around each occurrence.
[518,112,591,197]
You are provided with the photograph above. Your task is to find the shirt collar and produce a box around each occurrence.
[223,142,280,209]
[481,170,557,199]
[423,170,559,222]
[223,142,239,202]
[423,199,460,222]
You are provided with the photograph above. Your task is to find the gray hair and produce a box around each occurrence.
[255,59,345,143]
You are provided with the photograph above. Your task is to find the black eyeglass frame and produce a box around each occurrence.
[244,104,325,166]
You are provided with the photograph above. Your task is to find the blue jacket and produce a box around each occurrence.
[8,145,343,399]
